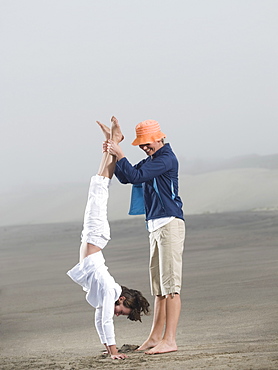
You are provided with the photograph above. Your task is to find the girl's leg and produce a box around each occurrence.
[97,116,123,179]
[96,121,111,177]
[79,117,124,262]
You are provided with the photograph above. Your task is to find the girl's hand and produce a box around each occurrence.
[111,353,128,360]
[102,141,108,153]
[108,344,127,359]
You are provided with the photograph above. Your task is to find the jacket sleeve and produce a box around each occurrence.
[114,162,129,184]
[115,158,147,184]
[115,156,172,184]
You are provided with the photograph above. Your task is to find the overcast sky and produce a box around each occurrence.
[1,0,277,191]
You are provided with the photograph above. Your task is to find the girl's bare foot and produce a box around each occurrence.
[96,121,110,141]
[111,116,124,143]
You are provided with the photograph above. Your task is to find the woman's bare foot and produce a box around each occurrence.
[111,116,124,143]
[136,339,159,352]
[96,121,110,141]
[144,339,177,355]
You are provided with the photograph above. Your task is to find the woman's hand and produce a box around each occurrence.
[107,140,125,160]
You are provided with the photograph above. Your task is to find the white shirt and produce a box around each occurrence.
[67,252,121,346]
[147,216,175,232]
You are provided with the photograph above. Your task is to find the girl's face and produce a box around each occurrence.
[114,297,131,317]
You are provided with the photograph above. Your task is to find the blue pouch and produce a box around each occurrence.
[128,184,145,215]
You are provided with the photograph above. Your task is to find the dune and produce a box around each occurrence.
[0,167,278,227]
[180,168,278,215]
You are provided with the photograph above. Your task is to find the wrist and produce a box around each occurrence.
[109,344,118,355]
[117,154,125,161]
[104,344,110,354]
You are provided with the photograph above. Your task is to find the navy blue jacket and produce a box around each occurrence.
[115,143,184,221]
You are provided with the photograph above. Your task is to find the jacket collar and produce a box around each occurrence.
[151,143,171,159]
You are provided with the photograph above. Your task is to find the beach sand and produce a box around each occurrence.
[1,211,277,369]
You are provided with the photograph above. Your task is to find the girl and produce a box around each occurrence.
[67,117,149,360]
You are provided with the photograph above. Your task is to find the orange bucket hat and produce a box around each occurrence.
[132,120,166,146]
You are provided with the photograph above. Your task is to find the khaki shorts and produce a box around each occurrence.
[149,218,185,296]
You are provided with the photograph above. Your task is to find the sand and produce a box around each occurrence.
[0,211,278,369]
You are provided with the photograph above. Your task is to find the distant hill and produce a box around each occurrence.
[0,154,278,226]
[180,168,278,215]
[180,153,278,174]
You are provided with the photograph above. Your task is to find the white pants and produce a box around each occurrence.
[81,175,111,249]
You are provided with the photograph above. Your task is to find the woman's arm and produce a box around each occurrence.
[108,140,173,183]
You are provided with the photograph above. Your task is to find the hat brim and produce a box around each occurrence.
[132,132,166,146]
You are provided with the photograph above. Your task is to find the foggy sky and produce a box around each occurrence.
[1,0,277,192]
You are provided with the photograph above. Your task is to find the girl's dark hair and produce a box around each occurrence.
[116,286,150,322]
